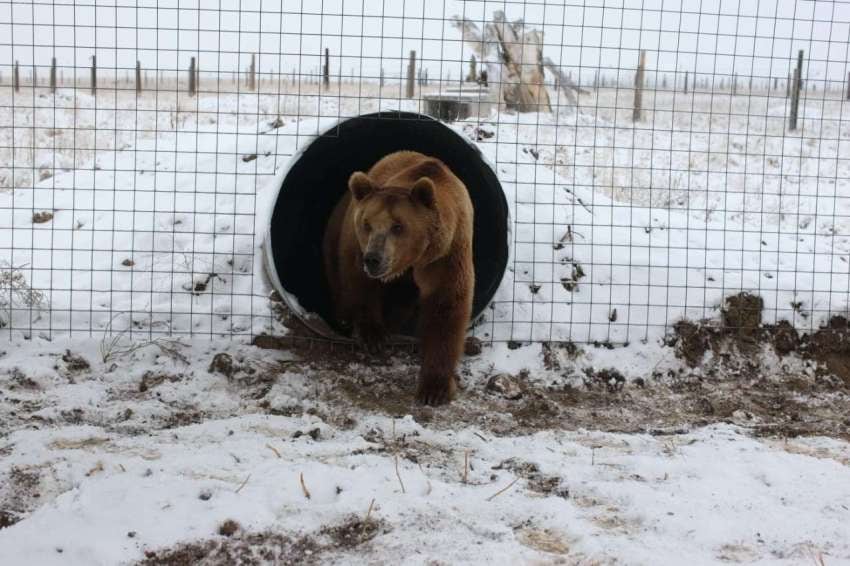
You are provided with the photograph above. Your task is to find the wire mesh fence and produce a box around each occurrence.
[1,0,849,347]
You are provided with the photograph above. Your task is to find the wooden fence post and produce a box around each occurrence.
[789,50,804,131]
[50,57,57,92]
[467,55,477,82]
[188,56,196,96]
[91,55,97,95]
[406,50,416,98]
[632,50,646,122]
[323,48,330,88]
[684,70,688,94]
[846,71,850,100]
[136,61,142,95]
[248,54,256,90]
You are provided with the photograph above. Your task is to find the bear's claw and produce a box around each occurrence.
[355,321,386,354]
[415,374,457,406]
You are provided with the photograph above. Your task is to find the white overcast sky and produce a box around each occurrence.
[2,0,849,83]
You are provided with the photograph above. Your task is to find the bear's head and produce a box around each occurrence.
[348,171,436,282]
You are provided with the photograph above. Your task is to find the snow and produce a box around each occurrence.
[0,343,847,565]
[1,83,849,564]
[2,85,850,346]
[1,349,848,565]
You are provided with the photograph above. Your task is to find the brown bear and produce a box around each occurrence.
[323,150,474,405]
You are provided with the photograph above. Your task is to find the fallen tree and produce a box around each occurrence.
[452,11,585,112]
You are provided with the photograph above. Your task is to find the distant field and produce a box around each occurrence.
[0,80,848,343]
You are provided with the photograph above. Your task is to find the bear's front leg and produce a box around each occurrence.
[353,283,388,354]
[354,315,386,353]
[416,288,471,406]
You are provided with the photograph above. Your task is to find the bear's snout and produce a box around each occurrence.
[363,251,385,278]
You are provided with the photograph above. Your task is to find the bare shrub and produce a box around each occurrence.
[0,264,48,327]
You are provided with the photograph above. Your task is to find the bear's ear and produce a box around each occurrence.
[349,172,374,201]
[411,177,435,208]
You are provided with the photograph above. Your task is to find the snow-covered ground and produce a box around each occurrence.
[0,339,848,565]
[1,83,849,564]
[2,83,849,345]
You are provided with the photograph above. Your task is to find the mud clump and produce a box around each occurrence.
[583,368,626,393]
[7,367,38,390]
[218,519,240,537]
[138,371,181,393]
[0,510,18,530]
[0,467,41,530]
[319,515,385,548]
[31,211,54,224]
[807,316,850,356]
[670,320,712,367]
[162,410,204,429]
[208,353,235,378]
[768,320,800,355]
[292,428,322,441]
[136,515,387,566]
[722,292,764,341]
[542,341,578,371]
[493,458,569,499]
[486,373,523,400]
[61,350,90,373]
[138,532,321,566]
[806,316,850,386]
[464,337,482,357]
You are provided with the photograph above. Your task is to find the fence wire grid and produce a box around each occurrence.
[1,0,850,347]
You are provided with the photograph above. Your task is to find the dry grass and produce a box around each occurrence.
[99,313,188,364]
[0,263,49,327]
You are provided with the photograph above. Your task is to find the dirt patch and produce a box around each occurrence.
[0,510,17,530]
[669,293,767,367]
[494,458,569,499]
[208,353,235,378]
[486,373,524,399]
[31,211,54,224]
[808,316,850,355]
[137,531,321,566]
[326,352,849,440]
[61,350,90,373]
[0,466,41,529]
[4,367,39,390]
[218,519,241,537]
[721,292,763,341]
[542,341,579,371]
[582,368,625,393]
[318,514,384,548]
[669,295,850,379]
[767,320,800,355]
[138,371,182,393]
[669,320,712,367]
[161,410,205,429]
[806,316,850,387]
[136,515,387,566]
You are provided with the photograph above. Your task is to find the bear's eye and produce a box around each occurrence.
[391,223,403,235]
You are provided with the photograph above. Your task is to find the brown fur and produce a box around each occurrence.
[323,151,474,405]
